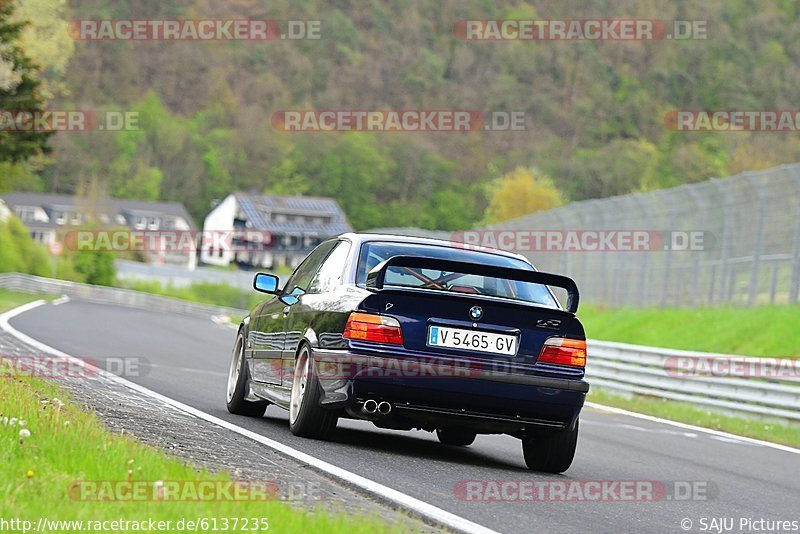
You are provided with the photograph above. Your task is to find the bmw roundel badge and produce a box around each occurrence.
[469,306,483,320]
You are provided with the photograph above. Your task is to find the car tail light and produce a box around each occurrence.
[538,337,586,367]
[343,312,404,345]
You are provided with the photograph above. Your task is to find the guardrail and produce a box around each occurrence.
[1,272,797,421]
[0,273,246,319]
[588,340,800,421]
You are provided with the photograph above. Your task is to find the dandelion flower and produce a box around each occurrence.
[26,470,34,478]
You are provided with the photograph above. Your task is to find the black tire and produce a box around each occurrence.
[522,419,579,473]
[226,331,269,417]
[288,344,338,439]
[436,428,477,446]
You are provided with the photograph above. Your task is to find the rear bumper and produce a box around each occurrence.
[314,348,588,432]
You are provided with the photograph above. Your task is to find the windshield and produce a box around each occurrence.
[356,241,559,308]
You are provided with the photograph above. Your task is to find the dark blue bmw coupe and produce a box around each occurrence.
[226,233,589,473]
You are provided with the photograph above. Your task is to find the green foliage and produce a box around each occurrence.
[0,0,52,163]
[0,216,50,276]
[0,215,115,285]
[72,247,115,286]
[21,0,800,229]
[11,0,74,98]
[484,167,564,224]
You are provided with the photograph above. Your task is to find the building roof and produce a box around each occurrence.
[233,193,351,234]
[1,192,197,229]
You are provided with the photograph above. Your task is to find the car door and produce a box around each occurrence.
[281,240,352,384]
[248,292,290,385]
[252,241,338,385]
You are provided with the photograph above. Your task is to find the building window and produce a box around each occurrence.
[15,207,34,222]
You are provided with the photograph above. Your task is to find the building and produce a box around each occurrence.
[0,192,197,269]
[201,193,351,269]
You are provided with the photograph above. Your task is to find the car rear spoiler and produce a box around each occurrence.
[365,255,580,313]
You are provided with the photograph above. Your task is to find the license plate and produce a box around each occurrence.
[427,326,517,356]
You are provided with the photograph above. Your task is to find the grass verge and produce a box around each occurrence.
[116,280,260,312]
[588,389,800,448]
[0,292,398,533]
[579,304,800,358]
[0,289,52,312]
[0,375,396,533]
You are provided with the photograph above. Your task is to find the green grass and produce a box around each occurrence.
[579,304,800,357]
[0,374,399,533]
[116,280,261,312]
[0,289,398,532]
[588,389,800,447]
[0,289,53,313]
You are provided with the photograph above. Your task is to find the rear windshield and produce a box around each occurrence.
[356,241,559,308]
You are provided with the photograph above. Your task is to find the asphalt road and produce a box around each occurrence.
[11,300,799,534]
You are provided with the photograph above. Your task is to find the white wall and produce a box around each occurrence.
[200,194,238,266]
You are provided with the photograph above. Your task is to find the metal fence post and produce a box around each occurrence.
[746,173,765,307]
[714,179,733,305]
[660,191,679,308]
[632,195,650,307]
[789,166,800,304]
[686,187,707,307]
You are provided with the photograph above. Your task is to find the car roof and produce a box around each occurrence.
[339,232,531,265]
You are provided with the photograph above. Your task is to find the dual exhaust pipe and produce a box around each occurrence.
[362,399,392,416]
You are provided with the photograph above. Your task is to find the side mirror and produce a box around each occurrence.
[253,273,280,294]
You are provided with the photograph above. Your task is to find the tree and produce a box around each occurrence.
[72,223,116,286]
[0,215,50,276]
[484,167,564,224]
[11,0,74,98]
[0,0,51,163]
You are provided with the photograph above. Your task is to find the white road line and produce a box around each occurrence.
[211,315,238,330]
[585,401,800,455]
[0,301,498,534]
[52,295,70,306]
